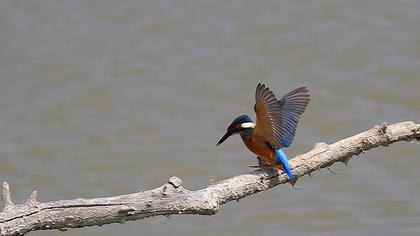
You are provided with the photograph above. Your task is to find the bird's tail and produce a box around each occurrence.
[275,149,294,180]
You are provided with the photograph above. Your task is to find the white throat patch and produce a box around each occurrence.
[241,122,255,128]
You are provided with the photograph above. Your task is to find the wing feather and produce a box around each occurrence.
[253,83,310,149]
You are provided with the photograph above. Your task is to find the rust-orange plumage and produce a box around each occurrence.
[217,83,310,179]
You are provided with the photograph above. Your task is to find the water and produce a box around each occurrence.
[1,0,420,235]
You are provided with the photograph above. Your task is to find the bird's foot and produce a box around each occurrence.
[249,164,271,168]
[250,156,271,169]
[266,173,280,180]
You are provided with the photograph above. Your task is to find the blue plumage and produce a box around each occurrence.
[217,84,309,181]
[231,115,253,126]
[281,139,290,148]
[275,149,293,179]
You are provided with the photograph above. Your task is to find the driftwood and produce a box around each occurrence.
[1,121,419,236]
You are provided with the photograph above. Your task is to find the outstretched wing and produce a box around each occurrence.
[253,83,310,149]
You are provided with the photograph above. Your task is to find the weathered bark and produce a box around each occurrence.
[1,121,419,236]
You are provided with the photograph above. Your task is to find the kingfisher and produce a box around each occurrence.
[216,83,310,180]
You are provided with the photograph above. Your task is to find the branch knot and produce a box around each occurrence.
[168,176,183,188]
[2,182,14,210]
[25,191,38,208]
[375,122,388,135]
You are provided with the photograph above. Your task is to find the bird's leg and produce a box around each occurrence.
[250,156,271,168]
[249,156,261,168]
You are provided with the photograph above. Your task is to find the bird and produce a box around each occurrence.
[216,83,310,180]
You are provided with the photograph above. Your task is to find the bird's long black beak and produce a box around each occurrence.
[216,130,234,146]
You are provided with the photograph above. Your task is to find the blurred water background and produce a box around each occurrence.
[1,1,420,235]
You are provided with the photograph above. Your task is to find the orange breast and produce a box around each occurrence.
[240,133,277,167]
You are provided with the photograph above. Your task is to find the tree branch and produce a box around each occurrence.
[1,121,419,236]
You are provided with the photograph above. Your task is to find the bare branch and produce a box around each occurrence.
[0,121,419,236]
